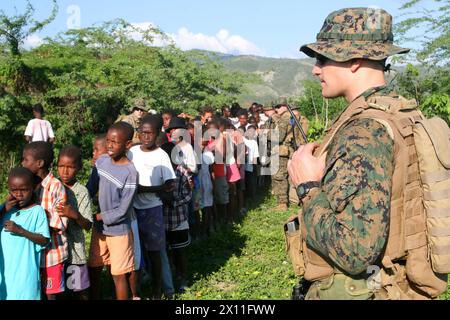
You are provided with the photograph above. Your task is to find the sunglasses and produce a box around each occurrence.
[315,54,330,66]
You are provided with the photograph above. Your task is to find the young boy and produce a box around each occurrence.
[128,115,176,299]
[244,125,260,204]
[86,134,109,299]
[24,104,55,144]
[161,142,192,293]
[22,141,68,300]
[88,122,137,300]
[0,168,50,300]
[56,146,93,300]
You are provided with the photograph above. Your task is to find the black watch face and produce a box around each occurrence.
[297,185,307,198]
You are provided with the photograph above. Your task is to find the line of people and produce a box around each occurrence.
[2,100,305,300]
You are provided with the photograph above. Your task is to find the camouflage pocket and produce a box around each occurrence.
[284,216,305,277]
[279,145,290,157]
[312,274,374,300]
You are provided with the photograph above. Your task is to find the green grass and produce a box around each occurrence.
[178,190,298,300]
[83,188,450,300]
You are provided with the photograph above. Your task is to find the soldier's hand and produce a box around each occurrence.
[288,143,327,186]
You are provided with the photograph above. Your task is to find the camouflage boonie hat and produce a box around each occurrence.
[129,98,146,112]
[273,97,288,108]
[262,100,275,111]
[300,7,410,62]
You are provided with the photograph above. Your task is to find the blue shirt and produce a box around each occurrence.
[0,204,50,300]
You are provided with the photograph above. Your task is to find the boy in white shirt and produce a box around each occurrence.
[128,115,176,300]
[24,104,55,143]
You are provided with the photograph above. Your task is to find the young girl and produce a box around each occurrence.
[0,167,50,300]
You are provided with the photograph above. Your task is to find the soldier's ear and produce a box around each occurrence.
[349,59,363,73]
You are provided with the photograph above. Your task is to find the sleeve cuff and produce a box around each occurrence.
[301,187,321,208]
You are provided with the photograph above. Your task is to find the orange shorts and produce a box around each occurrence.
[88,228,135,276]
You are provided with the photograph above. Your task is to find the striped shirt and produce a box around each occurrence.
[38,172,68,267]
[164,166,192,231]
[96,156,137,236]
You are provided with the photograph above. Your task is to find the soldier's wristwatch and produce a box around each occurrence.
[296,181,320,200]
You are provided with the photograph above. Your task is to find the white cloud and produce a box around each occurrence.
[171,27,264,56]
[22,34,44,50]
[130,22,265,56]
[21,22,265,56]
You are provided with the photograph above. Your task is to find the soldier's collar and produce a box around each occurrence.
[354,85,391,102]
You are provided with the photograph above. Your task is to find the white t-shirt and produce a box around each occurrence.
[173,142,198,174]
[128,146,176,209]
[244,138,260,172]
[24,119,55,142]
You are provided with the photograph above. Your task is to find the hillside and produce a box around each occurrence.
[189,50,316,105]
[222,55,315,104]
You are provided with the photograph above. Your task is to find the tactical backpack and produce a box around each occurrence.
[285,93,450,299]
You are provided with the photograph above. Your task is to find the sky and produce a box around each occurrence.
[0,0,435,58]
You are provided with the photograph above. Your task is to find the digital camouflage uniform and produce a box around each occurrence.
[288,111,309,205]
[116,98,146,145]
[272,109,292,206]
[296,8,411,299]
[273,98,310,207]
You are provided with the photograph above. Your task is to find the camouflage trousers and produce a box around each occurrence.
[272,156,290,205]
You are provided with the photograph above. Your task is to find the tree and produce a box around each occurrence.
[0,0,58,92]
[393,1,450,124]
[394,0,449,63]
[291,80,346,141]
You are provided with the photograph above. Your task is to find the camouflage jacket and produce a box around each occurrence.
[116,114,141,145]
[302,108,394,275]
[276,111,307,157]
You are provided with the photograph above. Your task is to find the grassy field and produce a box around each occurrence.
[179,190,298,300]
[87,188,450,300]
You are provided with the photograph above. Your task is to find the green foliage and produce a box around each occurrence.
[420,93,450,123]
[180,194,297,300]
[290,80,346,140]
[394,63,450,124]
[0,0,58,93]
[0,8,252,196]
[395,0,450,63]
[0,0,58,57]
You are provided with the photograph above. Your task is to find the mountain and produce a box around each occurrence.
[222,55,316,104]
[189,50,316,105]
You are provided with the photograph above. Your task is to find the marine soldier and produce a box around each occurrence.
[287,7,447,300]
[116,98,147,145]
[259,101,279,189]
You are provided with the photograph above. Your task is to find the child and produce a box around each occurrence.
[161,142,192,293]
[244,125,260,203]
[128,115,176,300]
[24,104,55,144]
[87,122,137,300]
[199,127,215,237]
[207,120,229,227]
[0,168,50,300]
[86,134,109,299]
[56,146,93,300]
[22,141,68,300]
[220,120,240,224]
